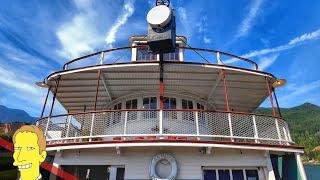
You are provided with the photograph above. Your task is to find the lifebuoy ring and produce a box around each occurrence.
[150,153,177,180]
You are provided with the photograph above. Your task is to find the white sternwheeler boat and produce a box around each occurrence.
[36,1,307,179]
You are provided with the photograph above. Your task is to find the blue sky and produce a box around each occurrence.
[0,0,320,117]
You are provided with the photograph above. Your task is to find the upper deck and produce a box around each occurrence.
[36,36,302,152]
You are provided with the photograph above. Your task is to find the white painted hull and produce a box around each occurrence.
[50,147,280,180]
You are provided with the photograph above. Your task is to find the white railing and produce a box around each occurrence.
[37,110,292,145]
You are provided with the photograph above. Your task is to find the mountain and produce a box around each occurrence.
[256,103,320,161]
[0,105,36,124]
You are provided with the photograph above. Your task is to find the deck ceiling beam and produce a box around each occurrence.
[100,73,113,101]
[208,70,223,100]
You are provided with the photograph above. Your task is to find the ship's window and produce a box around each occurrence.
[202,168,259,180]
[218,169,230,180]
[143,97,157,118]
[126,99,137,109]
[197,103,205,123]
[163,48,179,61]
[164,97,177,109]
[113,103,122,124]
[143,97,157,109]
[114,103,122,110]
[182,99,193,109]
[246,170,259,180]
[232,170,244,180]
[197,103,205,110]
[136,44,157,61]
[126,99,137,120]
[203,170,217,180]
[164,97,177,119]
[182,99,194,121]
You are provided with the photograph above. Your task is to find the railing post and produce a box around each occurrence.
[252,115,259,143]
[123,111,128,137]
[195,111,200,140]
[89,113,95,142]
[228,113,234,142]
[44,117,50,137]
[159,110,163,135]
[275,118,281,144]
[283,126,289,145]
[99,52,104,64]
[66,115,71,138]
[286,123,292,142]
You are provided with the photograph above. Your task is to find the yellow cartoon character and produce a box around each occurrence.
[12,125,47,180]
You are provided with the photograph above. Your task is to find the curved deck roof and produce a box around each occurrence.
[46,61,276,112]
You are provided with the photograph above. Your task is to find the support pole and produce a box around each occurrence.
[40,86,51,119]
[159,53,164,110]
[273,88,282,117]
[94,70,101,111]
[265,77,276,117]
[159,53,164,137]
[49,76,61,117]
[222,70,230,111]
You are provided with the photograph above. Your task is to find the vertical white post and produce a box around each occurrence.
[99,52,104,64]
[228,113,234,142]
[242,169,247,180]
[283,126,289,145]
[123,111,128,136]
[217,52,222,64]
[286,123,292,142]
[295,153,307,180]
[275,118,281,144]
[159,110,163,135]
[252,115,259,143]
[66,115,71,138]
[89,113,95,142]
[44,117,51,137]
[266,151,276,180]
[229,169,233,180]
[195,111,200,139]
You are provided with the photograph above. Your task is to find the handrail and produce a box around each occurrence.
[38,109,293,146]
[62,45,259,71]
[37,109,283,122]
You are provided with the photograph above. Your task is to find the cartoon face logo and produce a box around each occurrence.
[13,125,47,180]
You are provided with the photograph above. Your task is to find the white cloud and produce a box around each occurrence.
[236,0,263,38]
[177,7,192,37]
[203,36,211,44]
[289,28,320,45]
[0,65,39,95]
[258,54,279,70]
[56,12,103,59]
[224,28,320,65]
[105,0,135,47]
[280,80,320,103]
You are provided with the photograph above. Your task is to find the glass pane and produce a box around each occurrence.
[132,99,137,109]
[150,97,157,109]
[164,97,170,109]
[246,170,259,180]
[117,103,122,110]
[218,169,230,180]
[126,100,131,109]
[182,99,188,109]
[188,100,193,109]
[203,170,217,180]
[232,170,244,180]
[171,98,176,109]
[143,97,149,109]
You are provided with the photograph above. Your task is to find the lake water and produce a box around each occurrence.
[305,165,320,180]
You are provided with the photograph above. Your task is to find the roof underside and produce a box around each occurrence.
[47,62,276,112]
